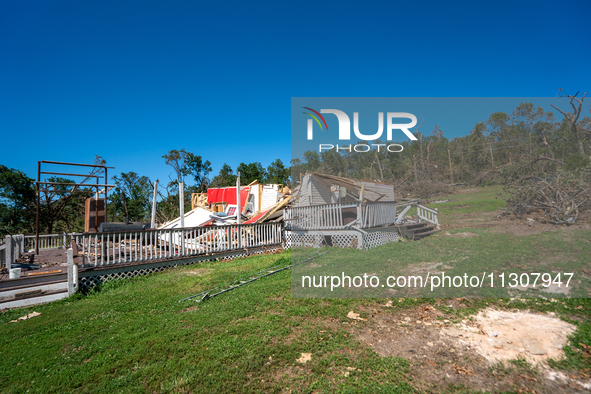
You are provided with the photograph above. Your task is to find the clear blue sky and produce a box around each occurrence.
[1,0,590,186]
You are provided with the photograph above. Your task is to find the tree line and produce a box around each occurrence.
[0,153,290,236]
[1,94,588,236]
[291,96,590,195]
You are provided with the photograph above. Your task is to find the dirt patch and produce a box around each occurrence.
[487,222,574,237]
[345,304,590,393]
[443,215,588,237]
[443,232,479,238]
[184,268,212,276]
[455,188,479,194]
[403,262,454,276]
[180,306,198,313]
[443,308,575,364]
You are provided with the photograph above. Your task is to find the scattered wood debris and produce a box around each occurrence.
[10,311,41,323]
[347,311,367,321]
[452,364,474,375]
[296,353,312,364]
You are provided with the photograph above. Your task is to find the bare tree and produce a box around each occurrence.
[551,91,587,156]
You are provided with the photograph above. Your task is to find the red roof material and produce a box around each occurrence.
[207,187,250,209]
[243,207,272,224]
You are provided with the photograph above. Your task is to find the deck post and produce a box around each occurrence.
[357,185,365,229]
[151,179,158,229]
[67,248,75,295]
[236,172,242,248]
[4,236,12,270]
[179,182,185,255]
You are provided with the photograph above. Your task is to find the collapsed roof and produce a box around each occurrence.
[293,172,395,207]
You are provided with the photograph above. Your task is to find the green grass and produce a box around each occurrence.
[433,185,507,219]
[0,253,417,393]
[1,185,590,393]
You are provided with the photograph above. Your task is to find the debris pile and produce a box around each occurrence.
[159,181,292,230]
[505,169,591,224]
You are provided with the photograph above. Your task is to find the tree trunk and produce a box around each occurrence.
[578,139,585,156]
[419,134,425,177]
[375,151,384,182]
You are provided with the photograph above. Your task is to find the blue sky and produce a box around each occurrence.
[1,0,590,187]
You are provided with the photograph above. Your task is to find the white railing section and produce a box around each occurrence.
[285,202,358,230]
[0,238,5,267]
[1,235,24,268]
[78,222,282,267]
[24,233,84,251]
[285,201,399,231]
[285,200,438,230]
[361,202,398,229]
[417,204,439,226]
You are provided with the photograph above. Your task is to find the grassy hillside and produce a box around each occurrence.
[1,186,590,393]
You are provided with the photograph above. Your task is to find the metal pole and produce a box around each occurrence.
[179,182,185,255]
[236,172,241,225]
[179,182,184,228]
[104,167,108,223]
[151,179,159,229]
[35,161,40,255]
[236,172,241,248]
[95,177,99,232]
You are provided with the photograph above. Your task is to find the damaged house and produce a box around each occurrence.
[284,173,439,249]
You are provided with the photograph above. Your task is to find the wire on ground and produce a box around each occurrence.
[178,251,331,303]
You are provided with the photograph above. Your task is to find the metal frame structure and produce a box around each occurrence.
[35,161,115,255]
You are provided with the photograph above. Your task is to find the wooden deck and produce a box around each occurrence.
[284,200,439,249]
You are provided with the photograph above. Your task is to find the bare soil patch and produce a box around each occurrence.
[443,212,589,237]
[344,304,591,393]
[183,268,213,276]
[443,231,479,238]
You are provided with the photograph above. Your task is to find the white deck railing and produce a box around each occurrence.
[361,202,398,229]
[417,204,439,226]
[24,233,84,251]
[78,222,282,267]
[285,202,357,230]
[285,201,398,231]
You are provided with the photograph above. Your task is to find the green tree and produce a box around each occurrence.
[162,149,188,185]
[210,163,237,187]
[108,172,153,222]
[183,153,212,192]
[0,165,35,236]
[237,162,267,185]
[266,159,290,185]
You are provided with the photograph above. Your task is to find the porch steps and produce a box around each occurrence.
[397,222,438,240]
[0,282,68,309]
